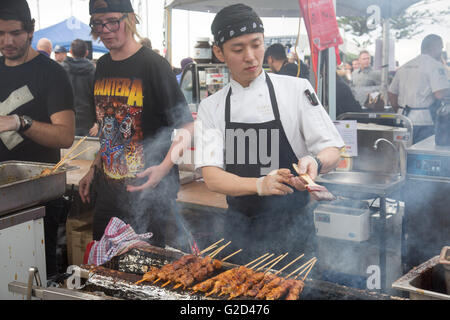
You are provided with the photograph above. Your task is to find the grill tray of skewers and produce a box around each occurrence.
[79,240,321,300]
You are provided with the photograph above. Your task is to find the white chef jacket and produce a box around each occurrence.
[194,71,345,170]
[389,54,450,126]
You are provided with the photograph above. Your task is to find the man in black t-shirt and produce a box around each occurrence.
[0,0,75,280]
[264,43,309,79]
[79,0,194,251]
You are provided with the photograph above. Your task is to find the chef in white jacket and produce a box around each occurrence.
[194,4,345,264]
[389,34,450,143]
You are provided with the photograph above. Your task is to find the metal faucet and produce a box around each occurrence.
[373,138,402,176]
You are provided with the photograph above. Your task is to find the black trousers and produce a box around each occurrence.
[44,198,68,278]
[91,171,177,248]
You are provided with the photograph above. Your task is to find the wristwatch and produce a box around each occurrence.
[314,156,323,174]
[18,115,33,132]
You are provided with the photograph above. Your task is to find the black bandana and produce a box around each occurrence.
[211,4,264,46]
[89,0,134,15]
[0,0,32,23]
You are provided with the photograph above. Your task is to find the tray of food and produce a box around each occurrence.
[0,160,77,215]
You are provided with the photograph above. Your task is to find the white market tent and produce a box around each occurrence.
[164,0,422,119]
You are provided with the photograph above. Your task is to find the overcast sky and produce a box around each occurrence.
[26,0,449,67]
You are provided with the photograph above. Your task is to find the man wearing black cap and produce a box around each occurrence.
[78,0,194,251]
[264,43,309,79]
[195,4,344,263]
[0,0,75,279]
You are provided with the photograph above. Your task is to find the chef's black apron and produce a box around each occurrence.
[222,73,314,265]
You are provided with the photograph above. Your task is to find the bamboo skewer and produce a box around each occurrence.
[299,258,317,281]
[244,253,269,268]
[287,257,317,279]
[256,252,287,272]
[263,252,289,273]
[209,241,231,258]
[221,249,242,262]
[52,136,88,172]
[249,253,274,270]
[256,254,283,271]
[274,253,305,276]
[200,238,224,255]
[161,280,171,287]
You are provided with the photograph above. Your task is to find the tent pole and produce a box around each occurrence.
[164,7,173,65]
[381,18,390,106]
[327,0,337,120]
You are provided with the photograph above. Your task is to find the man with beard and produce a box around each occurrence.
[78,0,194,252]
[0,0,75,280]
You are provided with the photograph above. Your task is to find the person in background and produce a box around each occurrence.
[139,37,152,49]
[264,43,309,79]
[351,50,382,106]
[351,50,381,87]
[351,58,360,72]
[54,45,67,64]
[388,34,450,143]
[195,4,344,264]
[0,0,75,281]
[176,57,194,83]
[62,39,96,136]
[342,61,353,84]
[78,0,194,251]
[36,37,52,57]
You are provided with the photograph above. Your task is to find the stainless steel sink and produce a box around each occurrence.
[316,171,405,199]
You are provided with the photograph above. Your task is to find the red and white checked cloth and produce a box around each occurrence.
[86,217,153,266]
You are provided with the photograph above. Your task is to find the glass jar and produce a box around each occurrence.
[193,37,212,64]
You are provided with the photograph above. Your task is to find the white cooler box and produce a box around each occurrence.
[314,203,371,242]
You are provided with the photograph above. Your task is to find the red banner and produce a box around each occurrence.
[298,0,343,88]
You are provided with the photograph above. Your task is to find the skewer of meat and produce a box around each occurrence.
[135,266,159,284]
[285,280,305,300]
[228,254,287,299]
[206,254,277,298]
[255,276,284,299]
[245,273,277,298]
[161,256,208,287]
[173,256,222,289]
[152,254,197,284]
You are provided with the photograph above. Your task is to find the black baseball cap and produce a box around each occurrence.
[0,0,32,23]
[89,0,134,15]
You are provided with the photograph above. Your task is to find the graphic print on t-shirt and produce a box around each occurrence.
[94,77,144,179]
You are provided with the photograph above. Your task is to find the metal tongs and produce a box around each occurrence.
[292,163,336,201]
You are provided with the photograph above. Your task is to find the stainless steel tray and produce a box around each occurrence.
[392,255,450,300]
[0,161,78,215]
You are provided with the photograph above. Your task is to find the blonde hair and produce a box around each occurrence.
[90,12,143,41]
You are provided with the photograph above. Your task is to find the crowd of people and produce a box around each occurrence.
[1,0,449,285]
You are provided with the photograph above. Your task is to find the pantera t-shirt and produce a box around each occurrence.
[93,46,193,197]
[0,54,74,163]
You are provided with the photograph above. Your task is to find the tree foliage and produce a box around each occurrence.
[337,0,450,47]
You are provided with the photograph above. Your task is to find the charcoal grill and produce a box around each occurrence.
[9,245,401,300]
